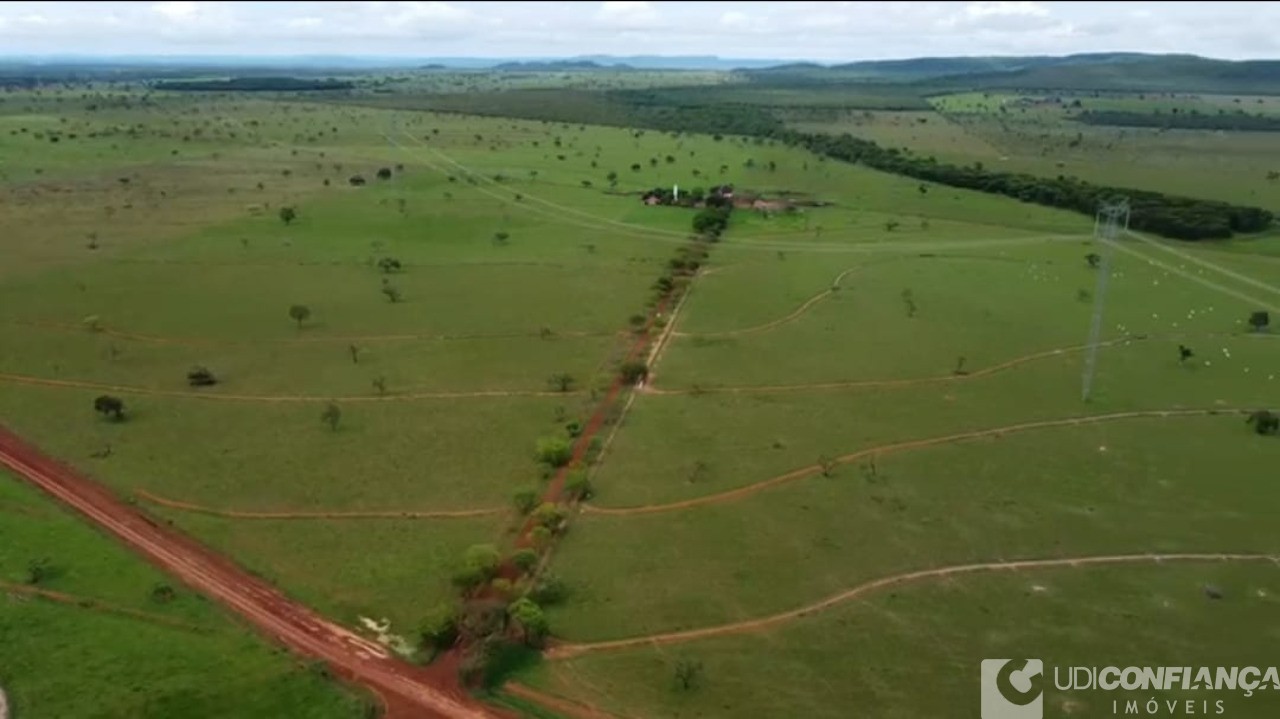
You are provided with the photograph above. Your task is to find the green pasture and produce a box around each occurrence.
[528,562,1280,719]
[3,80,1280,719]
[155,510,504,632]
[0,470,366,718]
[924,91,1280,209]
[550,415,1280,640]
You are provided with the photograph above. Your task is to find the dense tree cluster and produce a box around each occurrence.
[153,77,353,92]
[1075,110,1280,133]
[776,129,1273,240]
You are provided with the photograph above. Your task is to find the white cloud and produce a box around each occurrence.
[594,1,659,30]
[964,1,1048,19]
[151,1,199,21]
[0,1,1274,61]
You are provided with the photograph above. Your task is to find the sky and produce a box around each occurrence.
[0,1,1277,62]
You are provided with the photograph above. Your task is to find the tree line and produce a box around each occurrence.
[1074,110,1280,133]
[153,77,354,92]
[772,129,1273,240]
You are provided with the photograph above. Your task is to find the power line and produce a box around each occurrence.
[1081,198,1129,403]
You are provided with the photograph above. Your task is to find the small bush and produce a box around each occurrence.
[418,602,460,650]
[512,485,540,514]
[511,548,539,574]
[619,361,649,385]
[532,502,566,531]
[535,437,573,467]
[564,471,592,501]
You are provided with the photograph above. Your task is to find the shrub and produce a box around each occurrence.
[532,502,566,531]
[528,573,569,605]
[512,485,540,514]
[507,598,549,647]
[453,544,501,589]
[511,548,539,574]
[535,437,573,467]
[619,361,649,385]
[564,470,592,500]
[418,602,460,650]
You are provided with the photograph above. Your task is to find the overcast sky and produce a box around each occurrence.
[1,1,1277,62]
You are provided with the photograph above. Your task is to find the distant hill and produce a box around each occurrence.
[743,53,1280,94]
[491,60,626,72]
[945,55,1280,93]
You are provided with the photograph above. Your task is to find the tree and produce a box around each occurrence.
[1085,252,1102,269]
[376,167,392,180]
[1178,344,1195,363]
[26,557,53,585]
[320,401,341,431]
[381,284,402,303]
[186,365,218,387]
[511,548,539,574]
[93,395,125,421]
[693,206,731,237]
[507,598,549,647]
[548,373,575,393]
[418,602,460,652]
[532,502,566,531]
[901,288,918,318]
[619,360,649,386]
[452,544,502,590]
[885,220,900,232]
[151,583,177,603]
[528,573,568,605]
[512,485,540,514]
[278,206,297,225]
[535,437,573,468]
[377,257,402,274]
[288,304,311,329]
[492,231,510,246]
[1248,311,1270,332]
[348,344,360,364]
[348,175,366,186]
[564,470,592,500]
[372,375,387,396]
[674,658,703,691]
[1247,410,1279,436]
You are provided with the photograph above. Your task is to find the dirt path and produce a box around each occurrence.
[0,684,6,719]
[135,489,503,521]
[548,552,1278,659]
[9,319,613,347]
[672,266,861,339]
[0,373,571,402]
[646,331,1276,396]
[643,267,702,386]
[504,682,631,719]
[0,425,501,719]
[0,580,214,634]
[584,408,1250,516]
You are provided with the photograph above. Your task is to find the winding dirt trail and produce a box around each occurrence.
[0,580,213,634]
[672,266,863,339]
[584,408,1249,516]
[0,372,571,402]
[548,552,1278,659]
[134,489,503,521]
[504,682,631,719]
[0,425,501,719]
[645,331,1276,396]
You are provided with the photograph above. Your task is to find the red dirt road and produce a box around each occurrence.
[0,425,500,719]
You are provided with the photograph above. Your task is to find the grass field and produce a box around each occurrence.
[0,469,368,718]
[4,75,1280,719]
